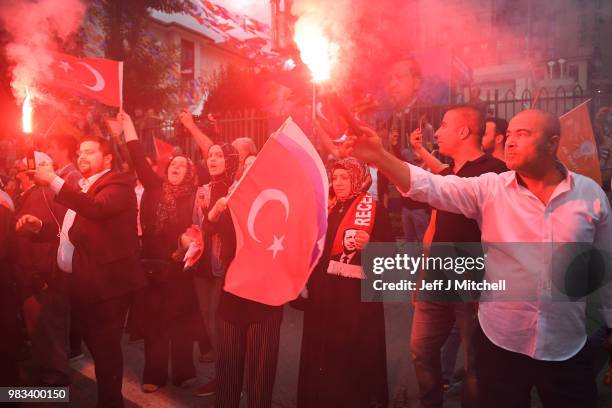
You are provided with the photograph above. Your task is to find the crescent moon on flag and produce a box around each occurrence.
[77,62,106,92]
[247,189,290,243]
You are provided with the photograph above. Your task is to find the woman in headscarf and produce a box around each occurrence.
[192,143,241,398]
[193,143,284,408]
[120,112,200,393]
[296,157,392,408]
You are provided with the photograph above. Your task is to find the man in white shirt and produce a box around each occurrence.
[348,109,612,407]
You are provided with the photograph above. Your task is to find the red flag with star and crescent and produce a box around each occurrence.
[43,52,123,107]
[226,118,329,306]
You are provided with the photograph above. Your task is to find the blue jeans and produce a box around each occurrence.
[410,301,479,408]
[401,207,430,242]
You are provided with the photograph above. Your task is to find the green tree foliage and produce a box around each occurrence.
[204,65,264,114]
[98,0,185,112]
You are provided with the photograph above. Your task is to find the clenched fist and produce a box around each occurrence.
[16,214,43,235]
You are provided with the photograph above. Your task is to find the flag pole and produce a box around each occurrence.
[531,87,542,109]
[559,98,592,118]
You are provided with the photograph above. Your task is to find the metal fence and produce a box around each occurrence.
[483,85,607,121]
[152,87,611,163]
[152,109,273,162]
[376,86,611,150]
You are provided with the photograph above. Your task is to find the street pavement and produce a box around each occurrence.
[21,304,612,407]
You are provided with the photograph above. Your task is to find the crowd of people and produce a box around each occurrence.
[0,74,611,408]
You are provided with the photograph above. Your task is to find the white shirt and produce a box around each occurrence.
[367,166,379,201]
[51,169,111,273]
[400,163,612,361]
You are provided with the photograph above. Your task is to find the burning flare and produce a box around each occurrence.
[22,87,33,133]
[294,19,338,82]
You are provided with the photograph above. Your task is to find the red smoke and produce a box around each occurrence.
[290,0,546,93]
[0,0,85,103]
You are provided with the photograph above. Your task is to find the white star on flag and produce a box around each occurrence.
[267,235,285,258]
[58,61,72,73]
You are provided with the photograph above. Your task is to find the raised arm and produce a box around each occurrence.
[179,110,213,159]
[106,117,134,172]
[347,126,413,192]
[348,126,487,220]
[54,179,136,221]
[408,128,449,174]
[118,111,162,189]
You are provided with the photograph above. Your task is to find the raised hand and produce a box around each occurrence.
[345,126,386,166]
[117,110,139,141]
[213,196,228,213]
[409,128,424,151]
[178,110,196,130]
[28,161,56,186]
[208,196,228,222]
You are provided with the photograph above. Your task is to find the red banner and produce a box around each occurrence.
[558,100,602,185]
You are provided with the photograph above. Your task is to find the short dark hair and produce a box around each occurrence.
[486,117,509,143]
[447,104,485,140]
[79,136,114,158]
[48,134,78,158]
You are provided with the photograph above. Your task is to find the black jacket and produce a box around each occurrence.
[42,171,146,303]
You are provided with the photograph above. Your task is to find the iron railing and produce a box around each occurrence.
[147,88,611,165]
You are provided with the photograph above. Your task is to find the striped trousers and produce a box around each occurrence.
[216,310,283,408]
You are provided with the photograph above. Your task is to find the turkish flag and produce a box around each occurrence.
[42,52,123,107]
[226,118,329,305]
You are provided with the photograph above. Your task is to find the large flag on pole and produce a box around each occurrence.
[226,117,328,306]
[558,100,602,185]
[43,52,123,107]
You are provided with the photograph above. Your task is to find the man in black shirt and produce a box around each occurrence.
[408,105,507,408]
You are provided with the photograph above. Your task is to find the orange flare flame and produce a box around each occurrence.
[294,19,338,83]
